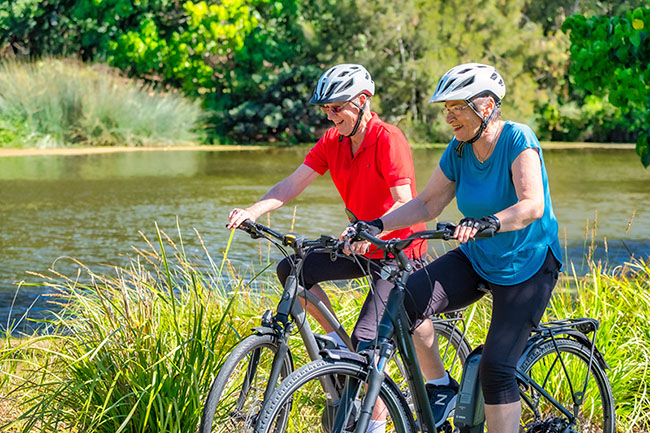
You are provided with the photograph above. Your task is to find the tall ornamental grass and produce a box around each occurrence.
[3,226,269,433]
[1,225,364,433]
[0,58,204,148]
[1,225,648,432]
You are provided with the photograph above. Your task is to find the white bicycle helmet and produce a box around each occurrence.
[429,63,506,154]
[309,64,375,105]
[429,63,505,103]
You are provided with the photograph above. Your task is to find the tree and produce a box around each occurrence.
[563,5,650,167]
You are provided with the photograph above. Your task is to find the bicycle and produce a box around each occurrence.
[200,220,472,433]
[253,221,615,433]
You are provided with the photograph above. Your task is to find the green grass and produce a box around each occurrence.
[0,58,204,148]
[0,228,648,432]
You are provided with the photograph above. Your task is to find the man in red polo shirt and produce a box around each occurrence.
[227,63,426,350]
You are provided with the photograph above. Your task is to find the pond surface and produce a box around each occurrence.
[1,146,649,331]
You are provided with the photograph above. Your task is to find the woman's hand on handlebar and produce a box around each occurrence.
[227,208,256,230]
[455,216,499,243]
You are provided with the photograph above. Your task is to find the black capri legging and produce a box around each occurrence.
[277,251,425,349]
[404,248,560,405]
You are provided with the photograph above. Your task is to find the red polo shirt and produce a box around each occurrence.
[303,113,427,259]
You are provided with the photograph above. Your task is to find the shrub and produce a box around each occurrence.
[0,58,204,148]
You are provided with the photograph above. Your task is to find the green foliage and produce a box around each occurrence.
[563,5,650,166]
[535,95,638,143]
[553,260,650,430]
[0,0,644,145]
[345,0,554,142]
[0,58,204,147]
[213,64,328,144]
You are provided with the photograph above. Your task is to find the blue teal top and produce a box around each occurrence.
[439,121,563,285]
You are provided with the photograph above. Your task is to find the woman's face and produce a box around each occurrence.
[443,100,482,142]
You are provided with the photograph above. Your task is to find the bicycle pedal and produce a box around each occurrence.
[438,420,454,433]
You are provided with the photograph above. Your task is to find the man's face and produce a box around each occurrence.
[320,95,364,136]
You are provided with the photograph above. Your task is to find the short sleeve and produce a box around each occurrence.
[439,140,457,182]
[507,123,541,165]
[303,136,329,175]
[376,128,414,187]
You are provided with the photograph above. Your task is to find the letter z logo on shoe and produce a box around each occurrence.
[435,394,448,405]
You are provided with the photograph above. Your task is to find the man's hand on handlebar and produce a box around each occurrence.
[340,219,383,256]
[227,208,256,230]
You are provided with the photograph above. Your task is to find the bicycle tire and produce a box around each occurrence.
[518,337,615,433]
[200,333,293,433]
[254,358,416,433]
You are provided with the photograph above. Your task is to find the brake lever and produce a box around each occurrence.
[237,220,263,239]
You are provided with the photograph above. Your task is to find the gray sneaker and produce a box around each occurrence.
[425,373,459,427]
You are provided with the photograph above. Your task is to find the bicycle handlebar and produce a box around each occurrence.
[237,219,345,254]
[353,222,494,256]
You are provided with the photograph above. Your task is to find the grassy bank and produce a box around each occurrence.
[0,58,204,148]
[0,228,648,432]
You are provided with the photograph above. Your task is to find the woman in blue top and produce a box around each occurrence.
[356,63,562,432]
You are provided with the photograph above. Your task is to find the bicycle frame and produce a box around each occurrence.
[329,250,440,433]
[238,221,469,433]
[258,271,353,402]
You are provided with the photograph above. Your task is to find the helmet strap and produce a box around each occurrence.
[341,98,368,139]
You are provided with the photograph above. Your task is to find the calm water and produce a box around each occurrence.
[1,147,649,331]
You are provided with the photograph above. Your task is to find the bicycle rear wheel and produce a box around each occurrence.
[518,337,615,433]
[254,358,416,433]
[200,333,293,433]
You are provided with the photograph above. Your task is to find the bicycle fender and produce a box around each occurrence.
[518,331,610,371]
[251,326,279,337]
[563,330,611,370]
[319,348,368,366]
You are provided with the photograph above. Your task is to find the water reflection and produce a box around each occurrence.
[1,147,649,331]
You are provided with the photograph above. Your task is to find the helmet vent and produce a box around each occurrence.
[458,76,475,89]
[440,78,457,93]
[341,79,354,91]
[323,82,339,99]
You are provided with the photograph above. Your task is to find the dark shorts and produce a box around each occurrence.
[404,247,561,404]
[277,251,426,349]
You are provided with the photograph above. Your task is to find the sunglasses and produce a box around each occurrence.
[320,100,353,114]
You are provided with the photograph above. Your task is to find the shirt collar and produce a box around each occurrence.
[354,112,380,151]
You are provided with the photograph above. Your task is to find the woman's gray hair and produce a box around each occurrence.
[471,94,502,121]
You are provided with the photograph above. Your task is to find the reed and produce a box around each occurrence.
[0,58,204,148]
[1,228,648,432]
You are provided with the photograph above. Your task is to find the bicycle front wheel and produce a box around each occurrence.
[200,333,293,433]
[518,337,615,433]
[254,358,416,433]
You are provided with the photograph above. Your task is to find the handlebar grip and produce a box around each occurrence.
[437,222,494,238]
[475,227,495,238]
